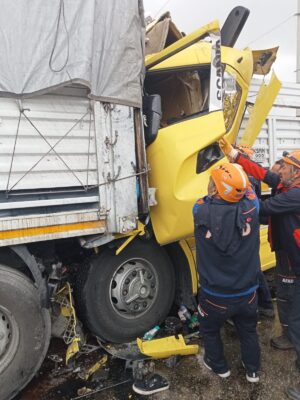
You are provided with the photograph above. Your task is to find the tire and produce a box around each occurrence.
[75,239,175,343]
[0,265,51,400]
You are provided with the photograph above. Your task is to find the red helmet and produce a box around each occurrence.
[211,163,250,203]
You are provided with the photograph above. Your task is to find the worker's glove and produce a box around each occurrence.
[218,137,238,161]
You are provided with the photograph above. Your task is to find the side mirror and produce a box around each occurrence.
[143,95,162,145]
[196,143,223,174]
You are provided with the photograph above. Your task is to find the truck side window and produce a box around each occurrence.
[145,67,210,127]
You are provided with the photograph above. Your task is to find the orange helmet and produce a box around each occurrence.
[234,144,254,159]
[211,163,250,203]
[282,150,300,169]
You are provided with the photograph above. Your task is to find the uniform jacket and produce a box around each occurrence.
[237,154,300,276]
[193,193,260,297]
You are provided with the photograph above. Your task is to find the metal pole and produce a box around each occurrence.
[297,0,300,114]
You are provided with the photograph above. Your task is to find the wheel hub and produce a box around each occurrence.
[0,305,19,374]
[110,258,158,319]
[0,309,12,359]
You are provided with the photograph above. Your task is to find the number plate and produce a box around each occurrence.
[253,148,265,163]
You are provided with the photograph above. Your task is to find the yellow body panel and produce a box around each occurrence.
[145,20,220,69]
[137,335,199,358]
[179,240,198,294]
[151,44,253,87]
[240,72,282,147]
[146,34,277,273]
[147,111,225,244]
[147,43,253,245]
[259,226,275,271]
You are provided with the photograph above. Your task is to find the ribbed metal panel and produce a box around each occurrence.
[0,90,140,244]
[0,94,97,191]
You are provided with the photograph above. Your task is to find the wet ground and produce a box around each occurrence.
[18,304,299,400]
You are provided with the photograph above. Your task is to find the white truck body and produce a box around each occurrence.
[241,79,300,167]
[0,0,145,247]
[0,88,139,246]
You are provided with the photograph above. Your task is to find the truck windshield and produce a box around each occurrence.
[145,66,210,127]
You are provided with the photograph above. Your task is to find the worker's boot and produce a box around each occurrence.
[258,307,275,319]
[271,328,294,350]
[286,384,300,400]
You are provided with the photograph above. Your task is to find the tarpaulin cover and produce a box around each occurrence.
[0,0,145,107]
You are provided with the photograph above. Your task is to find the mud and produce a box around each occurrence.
[18,307,299,400]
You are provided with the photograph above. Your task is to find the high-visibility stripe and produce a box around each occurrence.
[0,220,105,240]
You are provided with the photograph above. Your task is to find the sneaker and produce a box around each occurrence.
[242,362,259,383]
[246,371,260,383]
[132,373,169,395]
[271,334,294,350]
[203,356,231,378]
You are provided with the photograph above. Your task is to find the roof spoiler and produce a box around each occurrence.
[221,6,250,47]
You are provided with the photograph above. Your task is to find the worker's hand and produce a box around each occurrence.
[218,137,238,160]
[218,137,233,155]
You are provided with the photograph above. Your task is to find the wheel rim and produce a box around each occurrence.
[110,258,159,319]
[0,305,19,373]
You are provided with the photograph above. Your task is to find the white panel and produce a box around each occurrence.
[2,171,98,191]
[249,79,299,116]
[0,95,97,190]
[111,105,138,232]
[94,102,138,233]
[0,196,99,210]
[0,210,101,231]
[239,116,271,167]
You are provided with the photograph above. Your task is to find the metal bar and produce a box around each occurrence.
[134,109,149,215]
[70,379,131,400]
[5,111,22,196]
[0,196,99,210]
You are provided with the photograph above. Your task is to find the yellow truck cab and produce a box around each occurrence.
[144,11,278,282]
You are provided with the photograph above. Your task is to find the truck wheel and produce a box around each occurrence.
[0,265,51,400]
[76,239,175,343]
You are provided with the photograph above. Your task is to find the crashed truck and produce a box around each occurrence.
[0,2,280,399]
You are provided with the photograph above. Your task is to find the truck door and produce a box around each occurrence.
[145,23,227,245]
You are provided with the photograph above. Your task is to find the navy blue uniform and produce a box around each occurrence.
[236,153,300,367]
[193,193,261,374]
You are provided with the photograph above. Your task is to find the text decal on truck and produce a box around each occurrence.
[209,30,222,112]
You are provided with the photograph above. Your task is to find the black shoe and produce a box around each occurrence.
[203,356,230,378]
[286,384,300,400]
[258,307,275,319]
[132,373,169,395]
[271,334,294,350]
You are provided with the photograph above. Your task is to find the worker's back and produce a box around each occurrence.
[193,194,260,296]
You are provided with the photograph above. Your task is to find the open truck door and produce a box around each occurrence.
[145,21,226,244]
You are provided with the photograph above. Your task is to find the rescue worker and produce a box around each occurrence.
[219,138,300,399]
[193,163,261,383]
[234,144,274,319]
